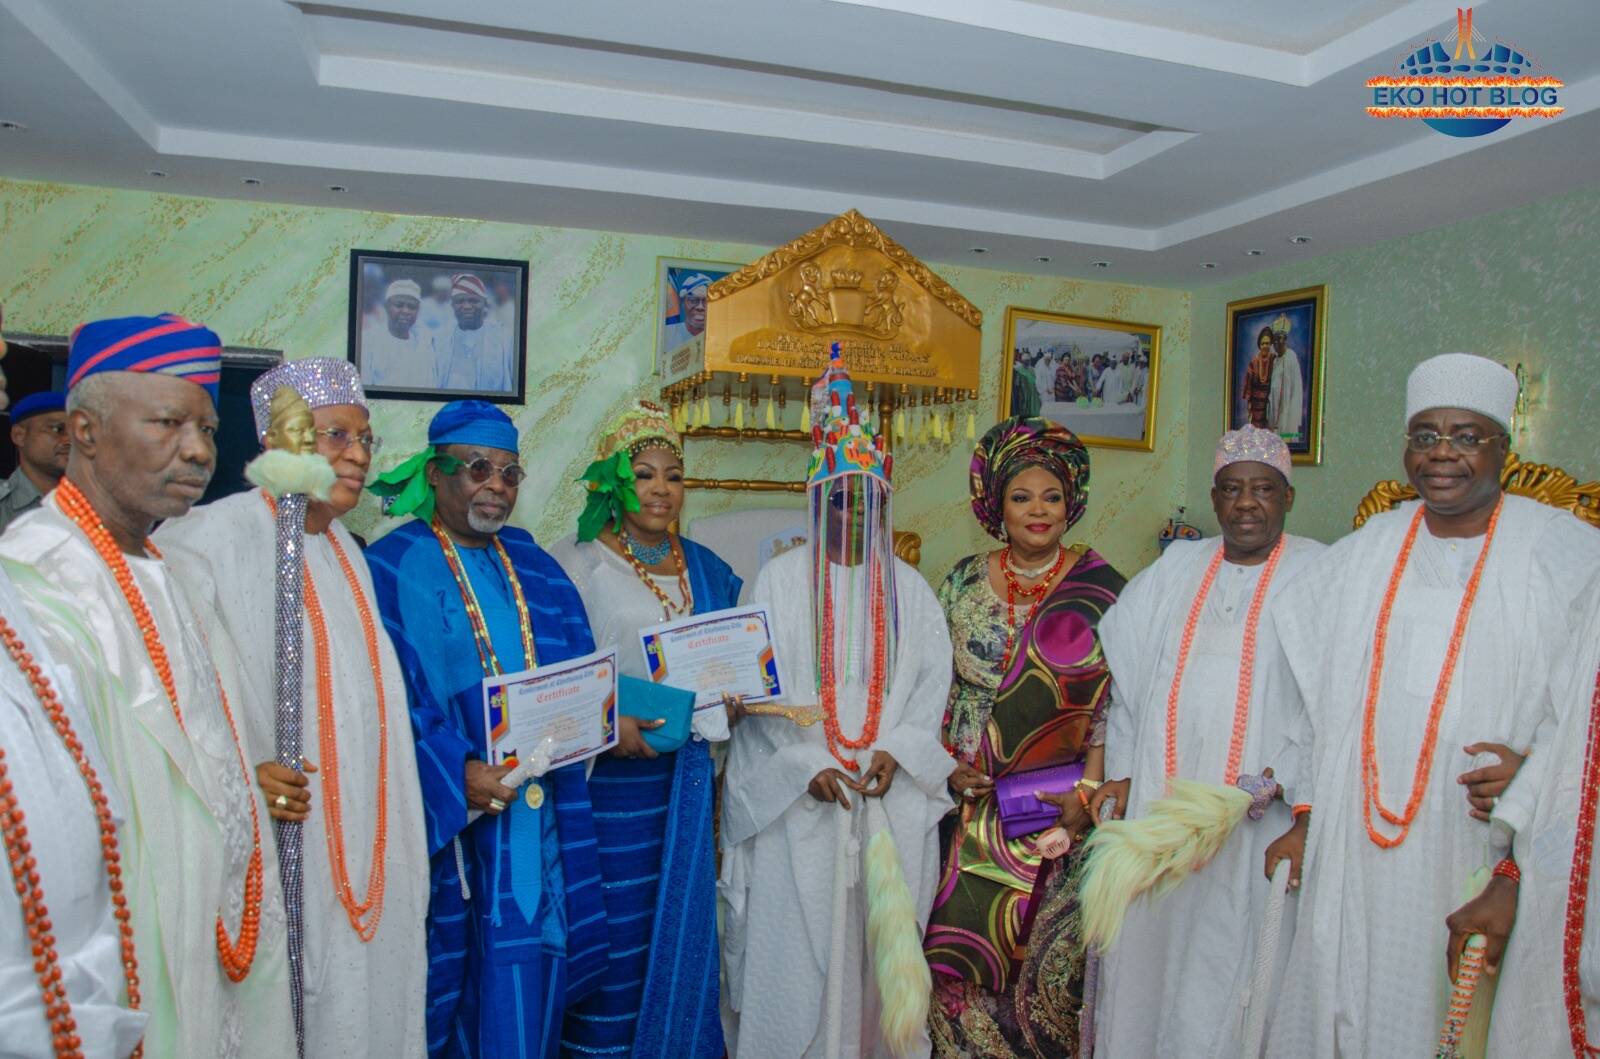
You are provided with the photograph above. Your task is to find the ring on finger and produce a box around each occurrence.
[273,794,289,810]
[488,797,506,812]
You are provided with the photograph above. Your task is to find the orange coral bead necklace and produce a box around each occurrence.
[0,616,144,1059]
[265,493,390,941]
[818,559,887,772]
[56,478,264,981]
[1360,499,1502,850]
[1163,536,1286,785]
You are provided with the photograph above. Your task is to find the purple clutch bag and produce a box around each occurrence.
[995,762,1086,839]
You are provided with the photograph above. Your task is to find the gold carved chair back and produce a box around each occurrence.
[1353,453,1600,529]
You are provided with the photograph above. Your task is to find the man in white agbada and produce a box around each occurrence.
[155,358,428,1056]
[430,273,516,393]
[360,279,430,389]
[1264,353,1600,1057]
[0,329,146,1058]
[1472,581,1600,1055]
[1266,315,1304,438]
[720,346,954,1059]
[0,313,292,1058]
[1092,426,1323,1058]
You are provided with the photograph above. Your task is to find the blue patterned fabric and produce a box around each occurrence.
[368,520,610,1059]
[560,537,739,1059]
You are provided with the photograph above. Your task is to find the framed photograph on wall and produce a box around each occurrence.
[1224,284,1326,465]
[347,249,529,404]
[655,257,739,373]
[998,307,1160,451]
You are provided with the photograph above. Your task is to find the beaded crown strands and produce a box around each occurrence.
[55,478,265,981]
[429,519,537,676]
[1564,664,1600,1058]
[0,618,144,1059]
[264,493,390,941]
[1360,499,1502,850]
[1163,537,1286,785]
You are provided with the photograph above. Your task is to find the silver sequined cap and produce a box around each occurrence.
[250,358,368,438]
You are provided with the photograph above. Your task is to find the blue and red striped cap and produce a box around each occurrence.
[67,313,222,401]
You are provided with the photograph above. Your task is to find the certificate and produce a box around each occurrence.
[639,605,783,710]
[481,647,618,768]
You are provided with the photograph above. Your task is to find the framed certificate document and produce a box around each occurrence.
[481,647,619,768]
[639,605,783,710]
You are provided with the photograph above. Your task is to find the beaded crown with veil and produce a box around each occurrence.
[806,342,898,768]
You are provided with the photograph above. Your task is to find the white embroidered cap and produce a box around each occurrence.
[1405,353,1518,430]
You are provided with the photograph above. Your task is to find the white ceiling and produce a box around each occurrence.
[1,0,1597,284]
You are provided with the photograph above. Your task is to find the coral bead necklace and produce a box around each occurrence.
[1164,536,1286,785]
[618,532,693,620]
[1360,499,1502,850]
[430,519,537,675]
[264,493,390,941]
[999,544,1070,667]
[1564,663,1600,1057]
[0,615,146,1058]
[818,560,887,772]
[56,478,264,981]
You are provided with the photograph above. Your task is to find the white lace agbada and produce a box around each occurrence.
[156,490,429,1057]
[719,549,953,1059]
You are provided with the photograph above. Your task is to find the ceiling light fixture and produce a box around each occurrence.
[328,184,348,193]
[969,247,988,254]
[1201,262,1218,269]
[0,120,26,132]
[241,177,262,186]
[1288,235,1313,245]
[1244,249,1264,256]
[147,170,168,179]
[1092,261,1110,269]
[1035,256,1051,263]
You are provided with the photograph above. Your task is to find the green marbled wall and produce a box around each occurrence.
[0,179,1194,585]
[1186,180,1600,545]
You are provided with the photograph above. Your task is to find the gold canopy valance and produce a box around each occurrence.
[660,210,983,474]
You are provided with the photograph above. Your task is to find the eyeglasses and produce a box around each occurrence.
[1403,429,1506,454]
[453,457,526,488]
[316,428,382,454]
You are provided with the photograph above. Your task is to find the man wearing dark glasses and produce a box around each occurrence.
[367,399,611,1058]
[1263,353,1600,1057]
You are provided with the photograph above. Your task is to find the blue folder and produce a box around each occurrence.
[618,675,696,753]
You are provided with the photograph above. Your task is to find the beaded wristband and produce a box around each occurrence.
[1492,857,1521,884]
[1291,803,1313,820]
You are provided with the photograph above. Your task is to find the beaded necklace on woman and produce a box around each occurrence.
[56,477,266,983]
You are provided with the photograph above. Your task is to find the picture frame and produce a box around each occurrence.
[347,249,529,404]
[1224,284,1327,465]
[998,307,1161,451]
[654,256,740,374]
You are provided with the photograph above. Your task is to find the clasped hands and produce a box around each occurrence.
[809,751,899,809]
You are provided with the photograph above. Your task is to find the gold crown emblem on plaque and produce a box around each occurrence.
[788,259,905,340]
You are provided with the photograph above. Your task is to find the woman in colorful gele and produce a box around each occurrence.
[547,400,739,1059]
[923,415,1126,1058]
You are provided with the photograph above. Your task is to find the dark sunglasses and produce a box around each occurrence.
[451,457,526,487]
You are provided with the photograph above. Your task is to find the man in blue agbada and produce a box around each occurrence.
[365,400,608,1058]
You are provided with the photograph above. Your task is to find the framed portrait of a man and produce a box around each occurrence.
[1224,285,1327,465]
[998,307,1161,451]
[347,249,529,404]
[655,257,738,374]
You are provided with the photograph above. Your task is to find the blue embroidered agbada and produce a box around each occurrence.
[369,520,609,1059]
[556,536,740,1059]
[368,398,610,1059]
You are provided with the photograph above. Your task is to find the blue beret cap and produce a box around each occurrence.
[8,391,66,423]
